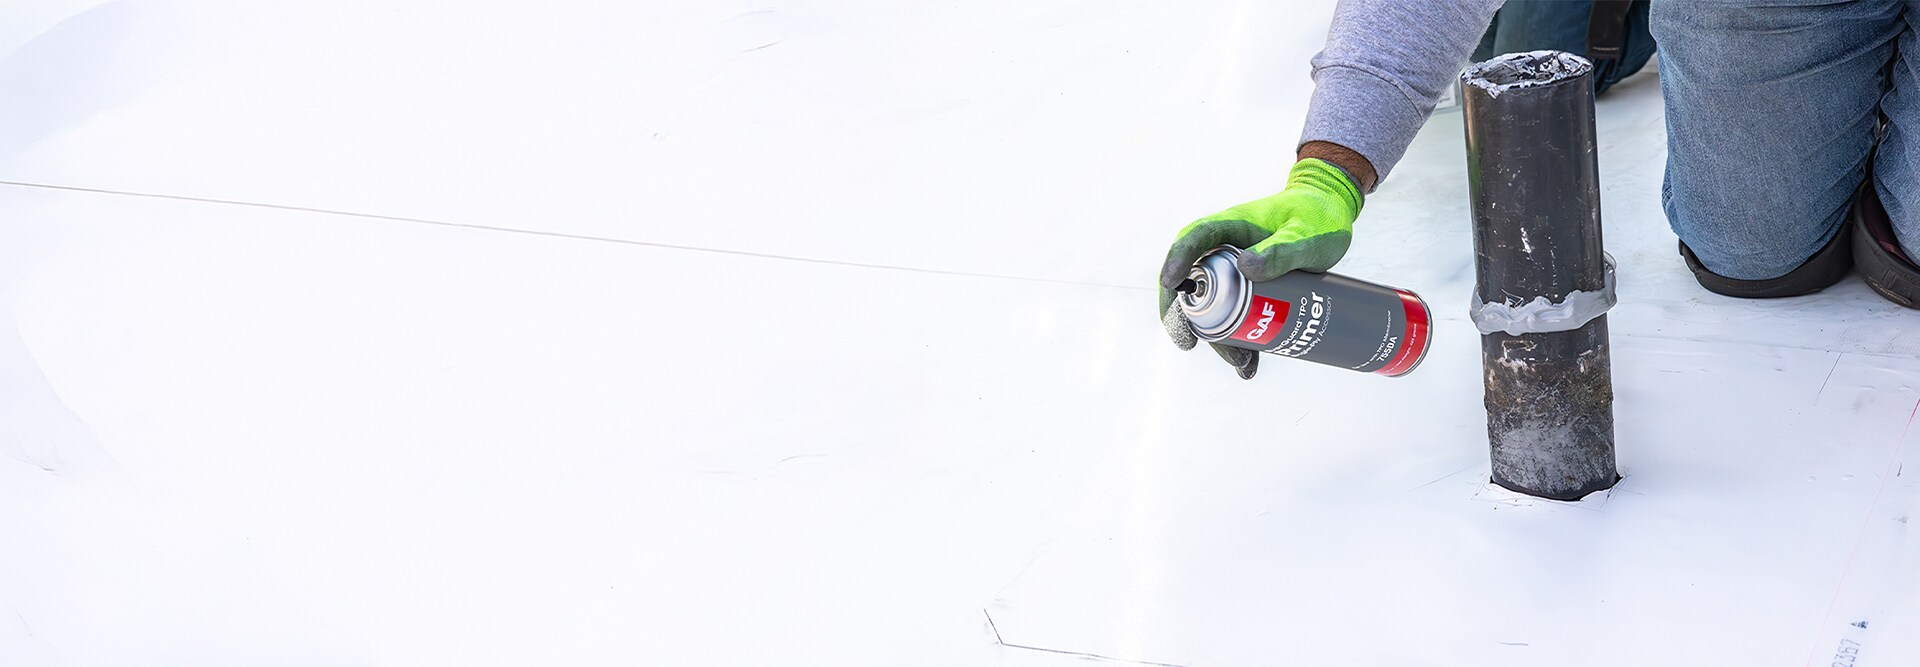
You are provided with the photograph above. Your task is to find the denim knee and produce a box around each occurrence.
[1651,0,1892,280]
[1663,170,1852,280]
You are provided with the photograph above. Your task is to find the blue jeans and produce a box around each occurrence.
[1473,1,1658,95]
[1655,0,1920,280]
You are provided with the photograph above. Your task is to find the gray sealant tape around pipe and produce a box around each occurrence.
[1470,254,1616,336]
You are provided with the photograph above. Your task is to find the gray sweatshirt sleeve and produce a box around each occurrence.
[1300,0,1506,186]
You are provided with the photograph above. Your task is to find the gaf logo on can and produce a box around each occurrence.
[1231,296,1290,345]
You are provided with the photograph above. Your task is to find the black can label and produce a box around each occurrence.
[1217,271,1430,376]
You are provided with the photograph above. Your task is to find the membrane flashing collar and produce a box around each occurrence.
[1470,254,1617,335]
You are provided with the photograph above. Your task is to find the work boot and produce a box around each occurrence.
[1679,215,1854,299]
[1851,184,1920,308]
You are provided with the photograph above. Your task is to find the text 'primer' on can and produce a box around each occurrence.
[1178,246,1433,377]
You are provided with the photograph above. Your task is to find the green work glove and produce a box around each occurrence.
[1157,158,1364,379]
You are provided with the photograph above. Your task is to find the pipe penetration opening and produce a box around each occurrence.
[1462,50,1593,96]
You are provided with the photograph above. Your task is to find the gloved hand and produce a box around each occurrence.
[1158,158,1364,379]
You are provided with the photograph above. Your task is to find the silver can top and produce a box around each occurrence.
[1177,246,1251,342]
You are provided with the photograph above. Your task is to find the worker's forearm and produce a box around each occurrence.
[1298,141,1377,193]
[1300,0,1504,189]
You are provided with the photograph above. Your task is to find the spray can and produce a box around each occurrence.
[1177,246,1432,376]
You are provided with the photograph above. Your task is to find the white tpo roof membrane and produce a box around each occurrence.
[0,1,1914,665]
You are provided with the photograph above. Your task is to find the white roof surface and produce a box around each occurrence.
[1,1,1916,665]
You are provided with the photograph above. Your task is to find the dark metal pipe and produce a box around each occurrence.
[1461,51,1618,500]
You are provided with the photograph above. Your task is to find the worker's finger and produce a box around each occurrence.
[1240,230,1352,281]
[1159,219,1269,290]
[1209,342,1258,380]
[1162,298,1199,351]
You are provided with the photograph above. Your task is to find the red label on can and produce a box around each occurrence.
[1230,295,1291,346]
[1375,291,1430,377]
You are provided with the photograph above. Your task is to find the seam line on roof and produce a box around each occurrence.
[983,610,1190,667]
[0,179,1149,292]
